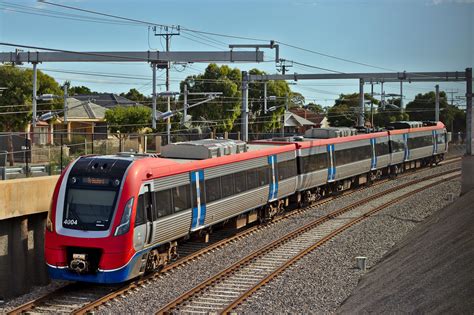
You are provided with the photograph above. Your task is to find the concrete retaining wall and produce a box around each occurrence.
[0,213,49,300]
[0,175,59,220]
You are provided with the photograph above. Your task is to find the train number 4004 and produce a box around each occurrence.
[64,219,78,225]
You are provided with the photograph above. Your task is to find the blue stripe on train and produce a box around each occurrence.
[403,133,409,161]
[432,130,437,154]
[190,170,206,230]
[268,155,278,201]
[327,144,336,181]
[370,138,377,170]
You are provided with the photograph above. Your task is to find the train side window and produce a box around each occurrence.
[390,139,405,152]
[205,177,221,203]
[375,141,390,156]
[154,189,173,218]
[135,194,146,226]
[172,184,191,212]
[247,169,258,190]
[257,166,269,186]
[234,171,247,193]
[221,174,235,198]
[278,160,297,180]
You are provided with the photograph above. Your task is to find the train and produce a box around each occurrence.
[45,121,447,283]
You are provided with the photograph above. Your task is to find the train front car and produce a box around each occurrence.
[45,155,141,284]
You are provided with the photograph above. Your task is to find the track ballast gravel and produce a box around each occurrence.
[98,162,461,314]
[236,177,460,313]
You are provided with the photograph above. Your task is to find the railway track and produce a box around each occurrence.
[156,169,460,314]
[6,158,461,314]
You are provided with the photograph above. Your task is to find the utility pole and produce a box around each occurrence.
[241,71,249,142]
[152,63,157,129]
[370,82,374,129]
[435,84,440,122]
[154,26,180,144]
[359,78,365,127]
[400,81,404,113]
[263,82,267,114]
[63,84,68,124]
[183,83,188,125]
[281,93,288,136]
[466,67,473,156]
[32,62,37,128]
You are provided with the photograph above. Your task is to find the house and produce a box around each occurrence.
[283,110,316,134]
[73,93,138,108]
[289,107,329,128]
[54,97,108,141]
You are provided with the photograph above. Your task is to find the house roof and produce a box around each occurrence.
[64,97,107,120]
[289,108,326,125]
[73,93,138,109]
[284,110,316,127]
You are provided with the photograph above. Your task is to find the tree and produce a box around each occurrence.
[180,64,242,132]
[104,106,152,148]
[120,88,150,103]
[327,93,379,127]
[0,65,63,164]
[305,102,324,114]
[247,68,293,133]
[405,90,464,131]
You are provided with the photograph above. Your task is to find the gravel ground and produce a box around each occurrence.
[236,178,461,314]
[97,162,461,314]
[0,280,69,313]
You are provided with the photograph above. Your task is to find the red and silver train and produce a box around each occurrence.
[45,121,447,283]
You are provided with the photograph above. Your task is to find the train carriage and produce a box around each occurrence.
[45,122,448,284]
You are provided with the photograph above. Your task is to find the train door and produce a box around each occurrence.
[190,170,206,231]
[133,184,154,251]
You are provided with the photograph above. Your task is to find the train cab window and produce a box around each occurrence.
[221,174,235,198]
[234,171,247,193]
[375,141,390,156]
[257,166,269,186]
[172,184,191,212]
[135,194,146,226]
[205,177,222,203]
[246,169,258,190]
[154,189,173,218]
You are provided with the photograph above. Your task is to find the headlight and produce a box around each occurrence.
[114,197,134,236]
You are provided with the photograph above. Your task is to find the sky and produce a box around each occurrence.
[0,0,472,107]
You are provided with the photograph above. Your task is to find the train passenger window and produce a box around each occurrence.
[246,169,258,190]
[408,135,433,149]
[303,153,327,173]
[173,184,191,212]
[205,177,221,203]
[135,194,146,226]
[278,160,297,180]
[154,189,173,218]
[375,142,390,156]
[334,146,372,166]
[437,133,445,144]
[390,139,405,153]
[221,174,235,198]
[257,166,269,186]
[234,171,247,193]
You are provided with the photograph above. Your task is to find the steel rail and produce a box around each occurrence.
[156,169,460,314]
[221,173,460,313]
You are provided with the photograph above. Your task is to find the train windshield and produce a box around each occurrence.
[63,188,117,231]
